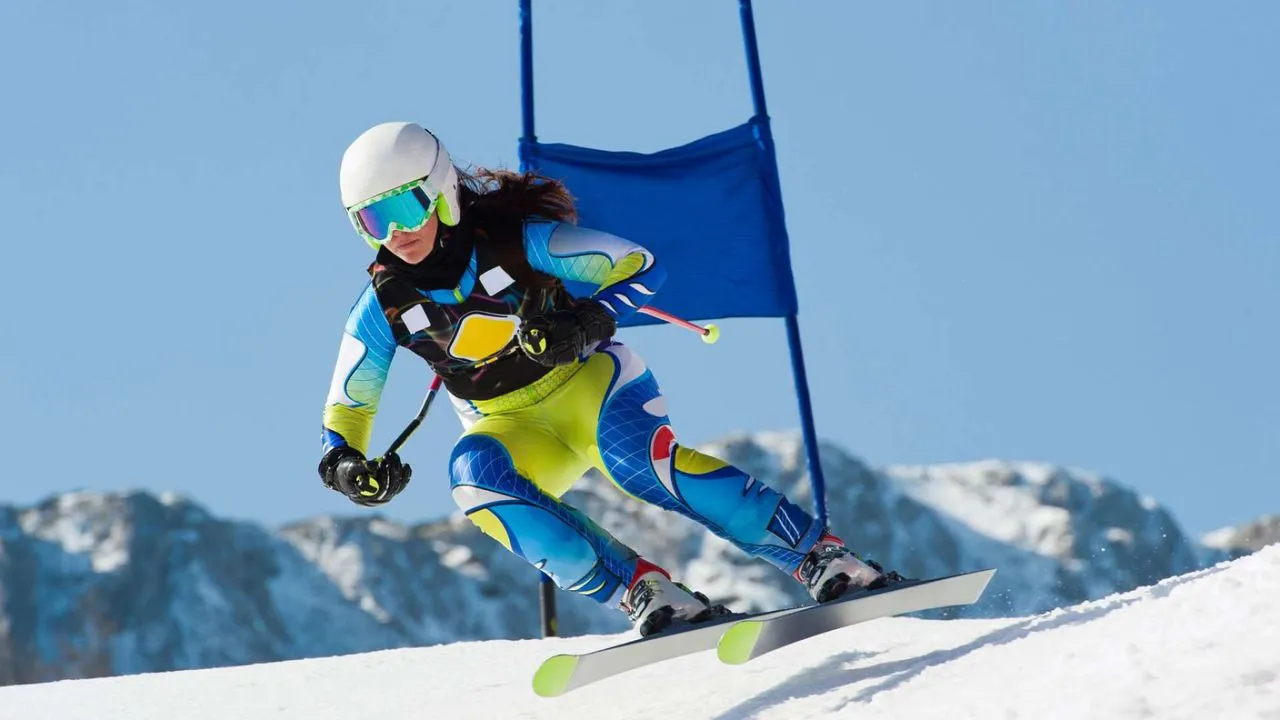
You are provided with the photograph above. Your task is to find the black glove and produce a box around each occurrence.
[518,300,617,367]
[318,446,411,507]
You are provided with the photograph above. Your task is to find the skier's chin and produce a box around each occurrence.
[391,243,429,264]
[387,234,433,264]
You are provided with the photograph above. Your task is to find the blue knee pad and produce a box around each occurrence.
[596,362,825,574]
[449,433,636,605]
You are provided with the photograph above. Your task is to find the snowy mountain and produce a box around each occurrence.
[0,432,1251,687]
[1203,515,1280,558]
[568,432,1208,618]
[2,537,1276,719]
[0,492,618,687]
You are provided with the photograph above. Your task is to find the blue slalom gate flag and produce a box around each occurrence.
[519,119,799,327]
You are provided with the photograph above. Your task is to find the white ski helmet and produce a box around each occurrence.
[339,121,461,227]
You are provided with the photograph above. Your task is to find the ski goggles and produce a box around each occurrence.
[347,178,441,249]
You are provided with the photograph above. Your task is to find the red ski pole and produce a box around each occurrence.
[638,306,721,344]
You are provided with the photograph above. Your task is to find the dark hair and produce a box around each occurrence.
[453,166,579,289]
[457,166,578,224]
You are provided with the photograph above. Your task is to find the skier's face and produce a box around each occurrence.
[384,211,439,265]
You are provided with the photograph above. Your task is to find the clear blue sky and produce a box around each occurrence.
[1,1,1275,538]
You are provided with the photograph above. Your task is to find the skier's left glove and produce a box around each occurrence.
[518,300,617,367]
[318,446,411,507]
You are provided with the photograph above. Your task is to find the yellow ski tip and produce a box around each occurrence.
[532,654,578,697]
[717,620,764,665]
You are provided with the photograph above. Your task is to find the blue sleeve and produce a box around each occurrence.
[522,219,667,322]
[321,282,398,456]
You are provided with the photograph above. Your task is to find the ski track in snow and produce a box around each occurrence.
[2,545,1278,720]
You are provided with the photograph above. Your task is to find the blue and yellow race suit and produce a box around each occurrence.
[322,208,826,609]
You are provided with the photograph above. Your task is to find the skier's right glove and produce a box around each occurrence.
[318,446,411,507]
[518,300,617,367]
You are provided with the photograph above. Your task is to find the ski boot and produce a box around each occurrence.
[793,531,909,603]
[621,559,729,637]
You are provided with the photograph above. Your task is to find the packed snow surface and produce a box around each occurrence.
[2,544,1277,720]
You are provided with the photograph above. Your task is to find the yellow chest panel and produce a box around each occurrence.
[449,312,521,361]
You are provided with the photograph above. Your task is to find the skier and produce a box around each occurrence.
[318,121,902,637]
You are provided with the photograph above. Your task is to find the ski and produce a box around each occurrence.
[532,568,997,696]
[532,611,750,697]
[716,567,997,665]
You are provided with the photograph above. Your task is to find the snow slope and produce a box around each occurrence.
[2,543,1276,720]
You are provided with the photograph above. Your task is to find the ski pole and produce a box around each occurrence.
[381,374,444,458]
[638,306,721,344]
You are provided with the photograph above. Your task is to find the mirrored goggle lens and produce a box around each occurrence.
[353,186,439,242]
